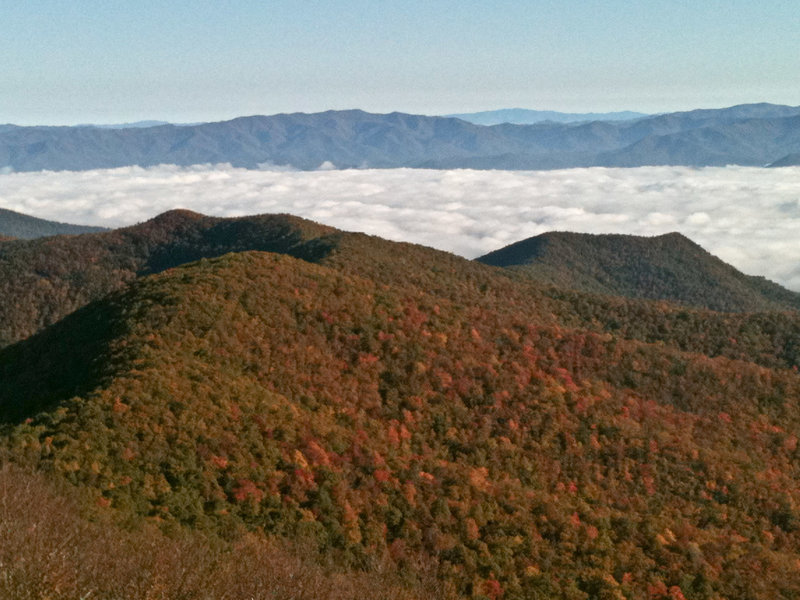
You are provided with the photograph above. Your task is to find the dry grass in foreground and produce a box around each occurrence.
[0,464,447,600]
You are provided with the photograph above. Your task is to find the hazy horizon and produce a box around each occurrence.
[4,101,800,128]
[3,1,799,126]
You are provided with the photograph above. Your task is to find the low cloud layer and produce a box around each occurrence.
[2,164,799,291]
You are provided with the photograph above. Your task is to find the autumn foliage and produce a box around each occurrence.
[1,212,800,598]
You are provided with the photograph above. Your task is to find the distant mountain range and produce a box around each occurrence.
[2,103,799,172]
[768,152,800,167]
[446,108,648,125]
[0,207,107,239]
[77,120,173,129]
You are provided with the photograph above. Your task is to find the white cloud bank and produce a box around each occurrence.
[2,164,800,291]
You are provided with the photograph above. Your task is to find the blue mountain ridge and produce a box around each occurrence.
[1,103,799,172]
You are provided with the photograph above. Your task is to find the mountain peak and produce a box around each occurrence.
[478,230,800,312]
[144,208,207,224]
[121,208,213,241]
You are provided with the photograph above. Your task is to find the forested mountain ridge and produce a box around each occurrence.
[2,103,800,172]
[0,210,334,347]
[0,207,108,239]
[2,211,799,372]
[478,231,800,313]
[3,240,800,598]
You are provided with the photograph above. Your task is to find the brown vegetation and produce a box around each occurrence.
[0,464,442,600]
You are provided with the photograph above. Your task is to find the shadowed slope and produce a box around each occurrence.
[0,210,336,347]
[0,207,108,239]
[0,298,124,424]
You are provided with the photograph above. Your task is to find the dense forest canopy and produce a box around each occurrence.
[2,211,800,599]
[478,231,800,313]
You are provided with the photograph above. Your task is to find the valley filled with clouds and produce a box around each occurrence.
[2,165,799,291]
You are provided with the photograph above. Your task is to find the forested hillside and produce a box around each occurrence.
[2,211,799,369]
[0,207,107,239]
[0,210,335,347]
[479,231,800,313]
[2,214,800,598]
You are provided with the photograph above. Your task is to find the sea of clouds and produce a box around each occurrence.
[2,164,799,291]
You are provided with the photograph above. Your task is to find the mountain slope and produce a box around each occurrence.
[768,152,800,167]
[478,231,800,313]
[3,103,800,172]
[3,246,800,599]
[595,114,800,167]
[0,464,433,600]
[0,207,108,239]
[3,211,800,377]
[0,210,337,347]
[0,111,517,171]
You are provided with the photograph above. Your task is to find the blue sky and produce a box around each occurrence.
[2,0,799,125]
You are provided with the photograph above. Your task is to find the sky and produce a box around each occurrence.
[2,1,799,125]
[3,165,800,292]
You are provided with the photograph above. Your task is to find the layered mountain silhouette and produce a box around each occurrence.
[2,210,798,353]
[2,211,800,598]
[768,152,800,167]
[445,108,648,125]
[79,120,173,129]
[0,207,107,239]
[478,231,800,313]
[0,210,337,347]
[2,103,799,172]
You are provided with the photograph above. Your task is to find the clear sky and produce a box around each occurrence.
[2,0,799,125]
